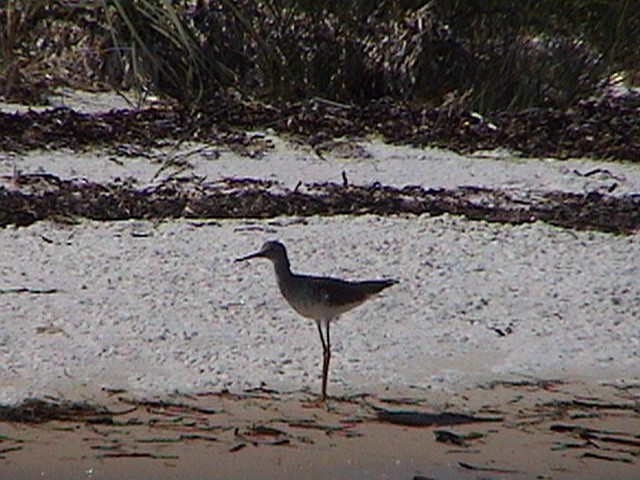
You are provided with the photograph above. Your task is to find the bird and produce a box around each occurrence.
[236,240,397,400]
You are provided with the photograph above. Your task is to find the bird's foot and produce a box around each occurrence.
[301,395,332,410]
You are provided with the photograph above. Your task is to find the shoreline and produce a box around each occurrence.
[1,379,638,479]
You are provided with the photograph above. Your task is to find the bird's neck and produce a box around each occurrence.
[273,256,293,285]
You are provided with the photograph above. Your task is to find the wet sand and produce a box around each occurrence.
[1,381,638,479]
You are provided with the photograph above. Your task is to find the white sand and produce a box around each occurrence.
[1,137,639,197]
[0,214,638,405]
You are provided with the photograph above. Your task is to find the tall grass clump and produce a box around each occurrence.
[1,0,49,99]
[102,0,638,111]
[429,0,640,111]
[2,0,638,111]
[1,1,110,102]
[102,0,238,106]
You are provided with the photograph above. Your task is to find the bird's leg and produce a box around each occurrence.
[317,319,331,400]
[317,321,327,352]
[324,320,331,399]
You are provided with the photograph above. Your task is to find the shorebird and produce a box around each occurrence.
[236,241,397,399]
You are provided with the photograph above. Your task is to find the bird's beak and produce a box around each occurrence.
[235,250,264,262]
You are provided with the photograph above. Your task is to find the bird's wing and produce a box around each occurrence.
[307,276,394,307]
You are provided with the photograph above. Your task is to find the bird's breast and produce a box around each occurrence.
[278,278,362,321]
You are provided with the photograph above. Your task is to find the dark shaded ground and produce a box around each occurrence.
[1,174,638,234]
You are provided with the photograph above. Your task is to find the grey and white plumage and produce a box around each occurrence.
[236,240,397,399]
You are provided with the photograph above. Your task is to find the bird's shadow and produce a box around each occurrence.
[373,408,503,427]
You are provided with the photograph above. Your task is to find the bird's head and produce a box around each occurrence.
[236,240,287,264]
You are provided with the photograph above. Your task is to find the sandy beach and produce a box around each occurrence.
[1,95,639,477]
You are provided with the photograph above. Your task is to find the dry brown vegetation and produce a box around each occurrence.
[1,1,639,111]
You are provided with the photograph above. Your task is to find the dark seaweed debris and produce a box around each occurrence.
[1,175,638,234]
[1,93,639,161]
[0,398,118,424]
